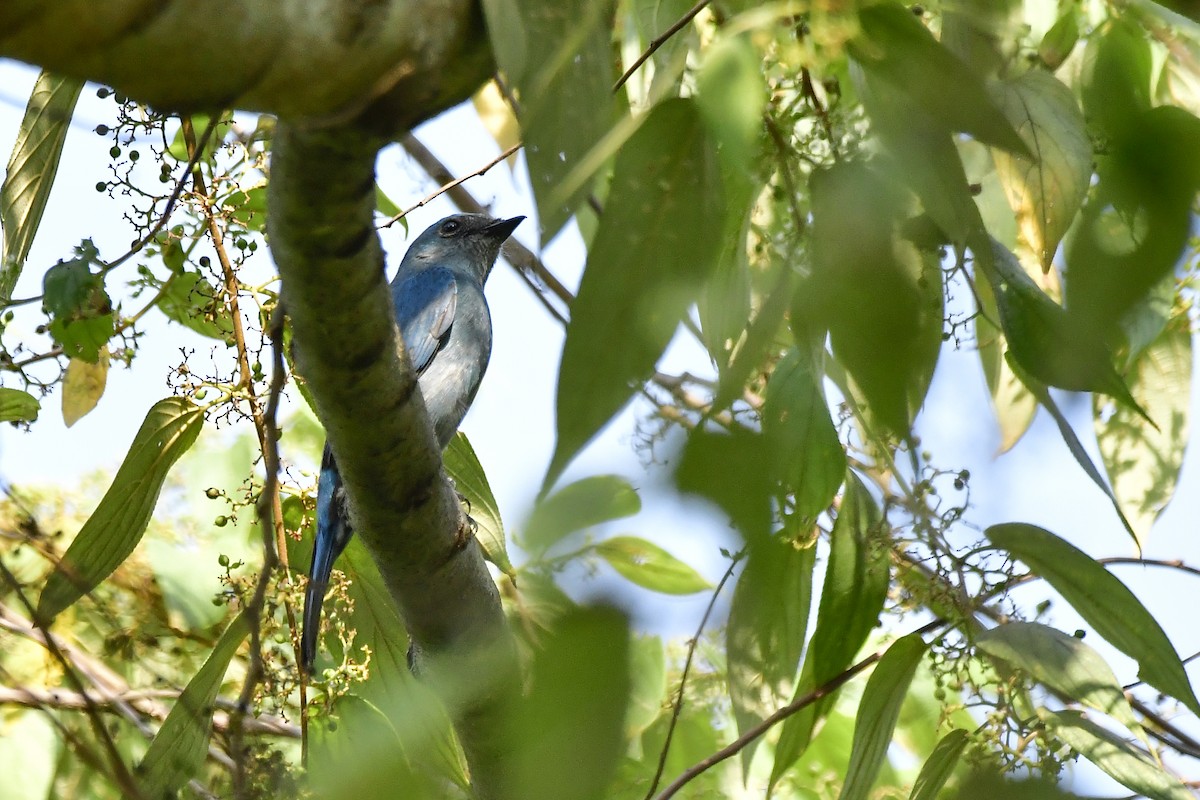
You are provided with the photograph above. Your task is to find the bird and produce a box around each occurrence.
[301,212,523,674]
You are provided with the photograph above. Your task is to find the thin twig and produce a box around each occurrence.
[653,618,945,800]
[0,561,146,798]
[614,0,711,93]
[643,550,743,800]
[800,67,840,161]
[380,142,522,229]
[398,133,572,324]
[181,116,288,798]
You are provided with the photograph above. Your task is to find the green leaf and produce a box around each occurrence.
[1080,18,1153,140]
[547,98,724,488]
[764,346,846,520]
[1095,318,1191,548]
[626,634,667,738]
[940,0,1021,77]
[524,474,640,554]
[1039,11,1080,70]
[986,523,1200,716]
[156,270,235,340]
[809,162,943,435]
[850,3,1028,155]
[675,427,772,542]
[772,472,890,787]
[1065,106,1200,348]
[712,265,792,413]
[374,184,403,221]
[974,266,1036,452]
[484,0,618,242]
[985,239,1151,428]
[977,622,1143,737]
[989,71,1091,272]
[1044,710,1193,800]
[37,397,205,621]
[727,538,816,776]
[502,606,631,800]
[443,432,514,576]
[594,536,709,595]
[840,634,928,800]
[138,613,249,797]
[0,709,59,800]
[0,387,40,423]
[1005,352,1139,543]
[41,241,103,318]
[1,72,83,303]
[909,729,969,800]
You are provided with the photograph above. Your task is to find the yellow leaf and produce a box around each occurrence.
[990,71,1091,272]
[62,345,109,427]
[472,81,520,169]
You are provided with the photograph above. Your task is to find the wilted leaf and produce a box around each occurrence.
[1,72,83,303]
[138,613,249,797]
[840,634,927,800]
[1044,710,1193,800]
[61,346,109,427]
[524,474,640,554]
[989,71,1091,272]
[977,622,1143,737]
[443,432,514,576]
[974,270,1036,452]
[1096,319,1190,547]
[595,536,709,595]
[986,523,1200,716]
[37,397,205,621]
[547,98,724,489]
[0,387,39,423]
[727,538,815,775]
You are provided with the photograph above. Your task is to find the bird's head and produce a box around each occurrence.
[402,213,524,282]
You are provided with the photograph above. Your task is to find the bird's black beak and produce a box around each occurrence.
[484,215,524,240]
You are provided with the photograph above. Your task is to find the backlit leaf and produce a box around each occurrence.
[909,729,969,800]
[525,474,640,554]
[977,622,1142,737]
[443,432,514,577]
[61,346,109,427]
[594,536,709,595]
[986,523,1200,716]
[138,613,248,797]
[1095,318,1191,548]
[547,98,724,488]
[37,397,205,621]
[989,71,1091,272]
[0,387,39,423]
[840,634,927,800]
[727,538,815,775]
[1,72,83,303]
[1044,710,1193,800]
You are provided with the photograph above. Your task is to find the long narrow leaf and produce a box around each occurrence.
[37,397,205,620]
[1,72,83,302]
[138,613,249,797]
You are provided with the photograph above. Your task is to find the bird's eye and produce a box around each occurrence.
[440,220,461,237]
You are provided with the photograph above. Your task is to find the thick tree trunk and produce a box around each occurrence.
[2,2,517,796]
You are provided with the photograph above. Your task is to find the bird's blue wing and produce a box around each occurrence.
[394,267,457,377]
[301,443,353,672]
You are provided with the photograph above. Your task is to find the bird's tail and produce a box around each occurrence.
[300,572,329,674]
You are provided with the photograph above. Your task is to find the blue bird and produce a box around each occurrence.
[301,213,523,673]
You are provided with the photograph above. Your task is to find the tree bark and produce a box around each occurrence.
[0,0,493,134]
[2,2,517,796]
